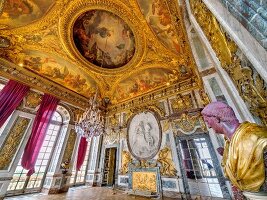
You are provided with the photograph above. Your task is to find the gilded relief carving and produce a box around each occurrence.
[24,90,42,109]
[171,94,193,112]
[120,150,132,174]
[190,0,267,125]
[61,129,77,169]
[0,117,30,170]
[173,113,198,133]
[157,147,177,177]
[132,171,157,193]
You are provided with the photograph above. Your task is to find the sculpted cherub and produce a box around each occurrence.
[201,102,267,193]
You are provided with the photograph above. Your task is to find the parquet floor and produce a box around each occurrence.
[5,186,176,200]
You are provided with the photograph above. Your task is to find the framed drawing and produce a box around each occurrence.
[127,111,162,160]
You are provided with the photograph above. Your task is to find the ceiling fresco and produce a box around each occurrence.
[22,50,97,97]
[73,10,135,69]
[112,68,185,103]
[0,0,55,29]
[136,0,181,54]
[0,0,201,106]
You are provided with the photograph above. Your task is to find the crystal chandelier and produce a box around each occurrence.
[75,91,106,139]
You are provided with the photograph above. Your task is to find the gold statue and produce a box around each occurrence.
[202,102,267,192]
[157,147,177,177]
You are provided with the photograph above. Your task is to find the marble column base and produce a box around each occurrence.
[243,191,267,200]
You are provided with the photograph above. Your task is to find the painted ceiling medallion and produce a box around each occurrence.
[73,10,135,69]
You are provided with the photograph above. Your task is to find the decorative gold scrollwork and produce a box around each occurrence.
[157,147,177,177]
[120,150,132,174]
[190,0,267,125]
[0,117,30,170]
[174,113,198,133]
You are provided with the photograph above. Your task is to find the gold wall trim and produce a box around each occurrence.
[0,117,30,170]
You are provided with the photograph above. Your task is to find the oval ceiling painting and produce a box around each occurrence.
[73,10,135,69]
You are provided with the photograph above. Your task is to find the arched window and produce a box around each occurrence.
[7,107,69,195]
[70,137,91,186]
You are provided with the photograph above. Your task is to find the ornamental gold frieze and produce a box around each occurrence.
[0,117,30,170]
[190,0,267,125]
[58,0,146,76]
[108,78,200,114]
[0,58,88,108]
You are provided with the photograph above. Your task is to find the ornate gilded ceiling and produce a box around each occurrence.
[0,0,201,106]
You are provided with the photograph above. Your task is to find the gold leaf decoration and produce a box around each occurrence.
[0,117,30,170]
[190,0,267,125]
[157,147,177,176]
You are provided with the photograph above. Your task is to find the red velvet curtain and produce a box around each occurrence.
[76,137,88,171]
[0,80,29,127]
[22,94,59,176]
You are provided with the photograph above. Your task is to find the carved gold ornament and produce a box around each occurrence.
[132,171,157,193]
[173,113,198,133]
[120,150,132,174]
[171,94,193,112]
[24,91,42,109]
[157,147,177,177]
[190,0,267,125]
[0,117,30,170]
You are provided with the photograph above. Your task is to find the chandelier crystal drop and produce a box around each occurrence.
[75,91,106,139]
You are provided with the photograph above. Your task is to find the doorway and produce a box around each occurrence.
[102,147,117,186]
[175,133,230,199]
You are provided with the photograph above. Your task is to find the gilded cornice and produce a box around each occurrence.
[108,78,200,115]
[0,58,88,108]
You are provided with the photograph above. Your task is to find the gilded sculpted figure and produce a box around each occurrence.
[201,102,267,192]
[157,147,177,176]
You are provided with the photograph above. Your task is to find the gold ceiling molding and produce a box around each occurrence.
[0,58,88,108]
[58,0,146,75]
[108,78,200,115]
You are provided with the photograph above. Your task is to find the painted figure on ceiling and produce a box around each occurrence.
[73,10,135,69]
[0,0,54,28]
[201,102,267,193]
